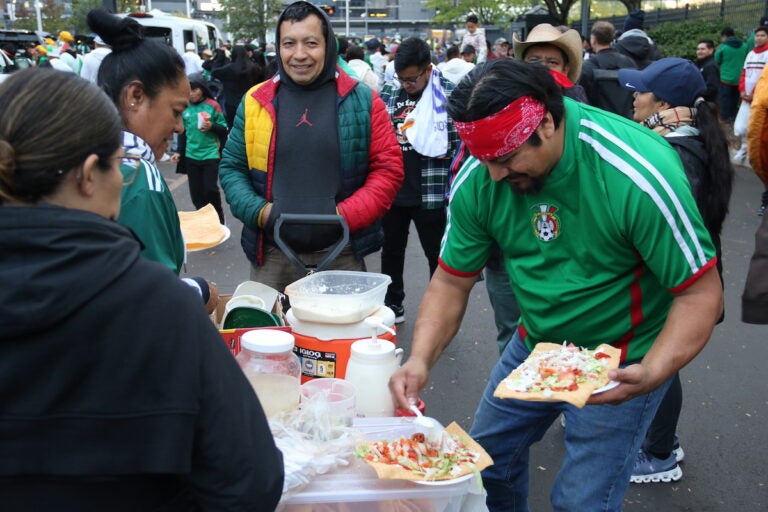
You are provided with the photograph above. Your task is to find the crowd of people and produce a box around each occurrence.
[1,2,767,511]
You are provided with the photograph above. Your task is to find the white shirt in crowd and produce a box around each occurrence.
[80,47,112,84]
[182,51,203,76]
[462,30,487,63]
[437,57,475,85]
[348,58,380,91]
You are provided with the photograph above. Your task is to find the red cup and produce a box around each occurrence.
[395,398,426,417]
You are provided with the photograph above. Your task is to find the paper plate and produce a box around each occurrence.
[187,225,231,252]
[592,380,620,395]
[412,473,474,486]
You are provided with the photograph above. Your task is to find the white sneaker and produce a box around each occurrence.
[731,145,747,165]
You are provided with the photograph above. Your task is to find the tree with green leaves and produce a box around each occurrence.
[12,0,68,34]
[70,0,104,35]
[220,0,284,44]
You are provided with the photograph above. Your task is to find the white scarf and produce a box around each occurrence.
[400,68,449,158]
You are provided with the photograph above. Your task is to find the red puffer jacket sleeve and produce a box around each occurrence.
[337,92,404,233]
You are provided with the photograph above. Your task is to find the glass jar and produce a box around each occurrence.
[236,329,301,418]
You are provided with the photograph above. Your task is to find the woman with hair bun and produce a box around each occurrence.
[87,7,191,274]
[0,69,283,512]
[88,7,221,313]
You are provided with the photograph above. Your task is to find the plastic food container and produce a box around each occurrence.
[285,271,392,324]
[279,417,477,511]
[236,329,301,418]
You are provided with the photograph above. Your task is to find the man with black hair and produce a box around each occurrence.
[696,38,720,103]
[379,37,459,323]
[461,44,476,63]
[578,20,637,118]
[219,1,403,292]
[390,58,722,511]
[436,44,474,84]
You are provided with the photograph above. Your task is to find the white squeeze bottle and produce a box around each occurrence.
[344,318,402,417]
[236,329,301,418]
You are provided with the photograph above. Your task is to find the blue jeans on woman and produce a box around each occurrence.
[470,331,672,512]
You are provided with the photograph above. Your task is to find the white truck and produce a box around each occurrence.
[118,10,224,56]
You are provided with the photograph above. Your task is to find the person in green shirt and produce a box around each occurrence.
[176,73,228,224]
[390,59,723,511]
[715,27,749,125]
[89,7,218,312]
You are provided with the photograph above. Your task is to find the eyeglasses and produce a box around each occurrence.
[396,68,427,86]
[119,153,143,186]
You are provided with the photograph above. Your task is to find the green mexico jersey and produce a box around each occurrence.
[118,159,185,275]
[441,99,716,362]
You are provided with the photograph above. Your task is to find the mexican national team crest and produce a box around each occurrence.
[531,204,561,242]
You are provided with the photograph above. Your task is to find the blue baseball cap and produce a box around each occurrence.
[618,57,706,107]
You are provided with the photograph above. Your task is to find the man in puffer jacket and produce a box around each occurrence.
[219,1,404,292]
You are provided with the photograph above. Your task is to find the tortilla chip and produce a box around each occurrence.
[178,204,226,250]
[361,422,493,482]
[493,343,621,408]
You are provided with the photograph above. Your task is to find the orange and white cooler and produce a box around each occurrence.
[286,305,397,383]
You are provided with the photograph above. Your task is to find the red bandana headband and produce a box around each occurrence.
[453,96,546,160]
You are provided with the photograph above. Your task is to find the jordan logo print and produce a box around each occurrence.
[296,108,313,127]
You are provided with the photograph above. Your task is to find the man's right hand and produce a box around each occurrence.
[389,357,430,410]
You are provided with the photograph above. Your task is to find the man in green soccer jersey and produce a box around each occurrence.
[389,59,723,511]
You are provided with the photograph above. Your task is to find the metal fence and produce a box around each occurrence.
[579,0,768,35]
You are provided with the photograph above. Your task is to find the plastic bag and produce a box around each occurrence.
[270,390,363,498]
[734,100,751,137]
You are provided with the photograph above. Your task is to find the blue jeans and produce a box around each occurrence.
[719,82,740,123]
[470,332,672,512]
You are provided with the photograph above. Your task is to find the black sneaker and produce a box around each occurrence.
[387,304,405,324]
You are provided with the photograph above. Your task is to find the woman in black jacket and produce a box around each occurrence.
[0,68,283,512]
[212,45,265,128]
[619,57,733,485]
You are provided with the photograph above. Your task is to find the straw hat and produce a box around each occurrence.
[512,23,583,83]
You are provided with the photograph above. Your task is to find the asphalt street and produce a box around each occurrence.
[165,160,767,511]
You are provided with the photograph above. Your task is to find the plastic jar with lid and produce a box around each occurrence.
[236,329,301,418]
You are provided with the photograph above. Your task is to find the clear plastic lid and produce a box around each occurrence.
[241,329,295,354]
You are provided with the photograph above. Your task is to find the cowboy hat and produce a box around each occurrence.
[512,23,583,83]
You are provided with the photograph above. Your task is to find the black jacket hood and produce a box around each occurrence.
[0,205,140,339]
[275,1,338,90]
[616,35,652,60]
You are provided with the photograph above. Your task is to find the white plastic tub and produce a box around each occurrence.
[285,271,391,324]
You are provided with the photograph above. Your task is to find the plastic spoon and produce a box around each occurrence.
[409,404,442,444]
